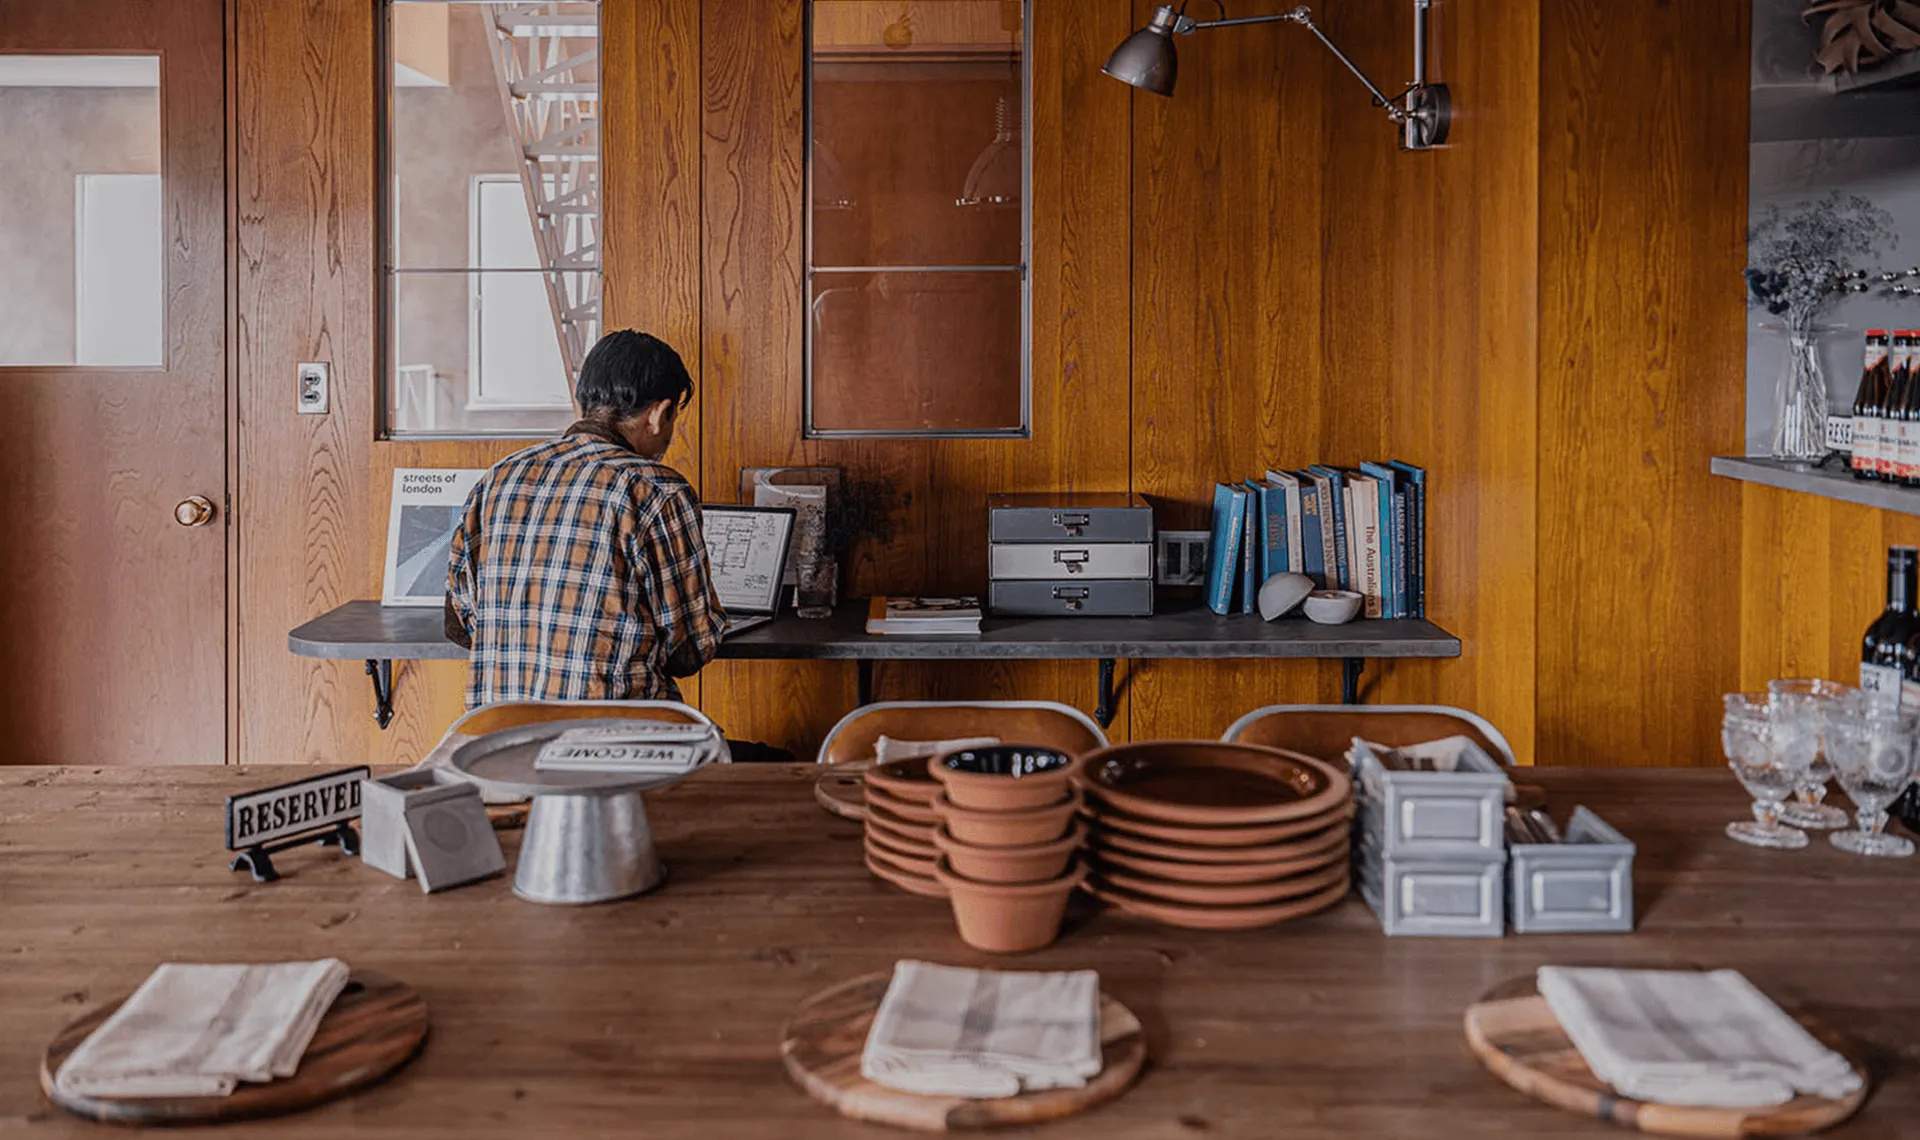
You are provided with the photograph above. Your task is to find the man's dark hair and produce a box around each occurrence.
[576,330,695,419]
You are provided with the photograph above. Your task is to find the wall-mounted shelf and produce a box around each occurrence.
[1711,456,1920,517]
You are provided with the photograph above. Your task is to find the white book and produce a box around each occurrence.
[1349,475,1383,619]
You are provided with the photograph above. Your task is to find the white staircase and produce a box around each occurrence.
[483,3,601,381]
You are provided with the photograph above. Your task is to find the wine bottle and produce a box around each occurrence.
[1885,332,1912,481]
[1902,331,1920,487]
[1861,545,1920,707]
[1853,330,1891,481]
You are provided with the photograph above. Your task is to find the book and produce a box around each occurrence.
[1346,472,1382,619]
[382,468,486,607]
[866,596,982,635]
[1303,468,1338,589]
[1240,481,1259,614]
[1252,478,1288,582]
[1296,475,1326,588]
[1311,466,1350,591]
[1360,462,1402,618]
[1388,461,1427,617]
[1265,470,1303,576]
[1204,483,1248,616]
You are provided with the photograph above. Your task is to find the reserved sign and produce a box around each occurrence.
[225,767,370,850]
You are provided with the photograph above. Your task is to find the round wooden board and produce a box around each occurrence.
[816,764,871,822]
[781,972,1146,1133]
[1462,975,1869,1139]
[40,969,428,1126]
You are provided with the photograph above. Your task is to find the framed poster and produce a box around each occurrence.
[382,468,486,607]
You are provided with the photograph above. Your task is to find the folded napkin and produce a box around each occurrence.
[860,961,1102,1099]
[56,960,350,1098]
[1537,966,1861,1108]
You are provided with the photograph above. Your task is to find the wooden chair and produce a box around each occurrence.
[1221,704,1516,767]
[815,700,1109,767]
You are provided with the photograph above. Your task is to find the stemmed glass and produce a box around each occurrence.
[1721,693,1809,849]
[1767,678,1864,830]
[1824,704,1920,858]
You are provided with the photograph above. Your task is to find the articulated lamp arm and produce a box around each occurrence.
[1178,6,1409,122]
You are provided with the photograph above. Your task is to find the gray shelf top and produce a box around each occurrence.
[289,600,1461,663]
[1710,456,1920,517]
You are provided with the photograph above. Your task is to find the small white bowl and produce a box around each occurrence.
[1302,590,1363,624]
[1257,572,1313,621]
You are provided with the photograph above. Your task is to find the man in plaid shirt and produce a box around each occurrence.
[445,331,725,707]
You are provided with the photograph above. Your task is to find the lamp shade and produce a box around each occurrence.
[1101,7,1180,96]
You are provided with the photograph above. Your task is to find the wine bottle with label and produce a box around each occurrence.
[1884,332,1912,480]
[1901,331,1920,487]
[1861,545,1920,707]
[1853,330,1891,481]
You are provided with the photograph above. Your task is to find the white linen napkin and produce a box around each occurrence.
[55,960,351,1098]
[860,960,1102,1099]
[1536,966,1861,1108]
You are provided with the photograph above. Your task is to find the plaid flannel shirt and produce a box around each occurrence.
[445,421,725,708]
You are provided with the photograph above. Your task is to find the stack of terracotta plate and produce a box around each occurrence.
[862,758,946,897]
[1075,740,1354,930]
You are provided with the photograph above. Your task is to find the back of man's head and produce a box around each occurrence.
[576,330,694,420]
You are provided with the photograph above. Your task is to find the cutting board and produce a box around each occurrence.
[814,761,872,822]
[1463,975,1868,1138]
[781,972,1146,1133]
[41,969,428,1126]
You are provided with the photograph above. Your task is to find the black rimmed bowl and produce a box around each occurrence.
[927,745,1078,811]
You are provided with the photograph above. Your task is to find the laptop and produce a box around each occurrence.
[700,505,797,638]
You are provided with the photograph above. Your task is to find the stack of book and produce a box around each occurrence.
[1204,464,1427,619]
[865,596,984,636]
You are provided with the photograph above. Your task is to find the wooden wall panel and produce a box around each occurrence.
[1537,0,1750,766]
[234,0,375,766]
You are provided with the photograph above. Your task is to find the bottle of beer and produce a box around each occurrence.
[1885,332,1913,481]
[1853,330,1891,480]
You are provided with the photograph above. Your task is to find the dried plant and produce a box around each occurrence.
[1805,0,1920,73]
[1745,192,1897,331]
[824,478,902,559]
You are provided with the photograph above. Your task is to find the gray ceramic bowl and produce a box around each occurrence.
[1302,590,1364,624]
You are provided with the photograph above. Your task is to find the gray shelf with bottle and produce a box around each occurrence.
[1709,456,1920,518]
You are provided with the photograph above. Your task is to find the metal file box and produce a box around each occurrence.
[1356,852,1507,938]
[988,579,1154,617]
[988,542,1154,581]
[1350,738,1510,858]
[1508,806,1635,934]
[987,493,1154,543]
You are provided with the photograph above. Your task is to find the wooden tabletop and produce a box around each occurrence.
[3,764,1915,1139]
[287,599,1461,662]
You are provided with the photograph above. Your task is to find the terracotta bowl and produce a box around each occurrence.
[866,825,937,863]
[934,857,1087,953]
[928,745,1077,812]
[933,789,1082,848]
[864,757,942,804]
[866,785,939,826]
[866,853,947,899]
[867,839,940,880]
[865,802,936,849]
[933,822,1085,885]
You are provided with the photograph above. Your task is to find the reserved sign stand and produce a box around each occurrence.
[225,767,370,882]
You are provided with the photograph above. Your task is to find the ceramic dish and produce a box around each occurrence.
[1084,872,1350,931]
[1088,818,1350,865]
[865,853,947,899]
[1074,741,1351,826]
[1089,855,1349,907]
[867,840,940,880]
[933,789,1081,848]
[863,757,942,804]
[865,826,938,863]
[866,786,939,826]
[1088,832,1349,885]
[933,822,1084,885]
[929,745,1077,812]
[865,802,936,848]
[934,857,1086,953]
[1085,799,1356,847]
[1303,590,1364,624]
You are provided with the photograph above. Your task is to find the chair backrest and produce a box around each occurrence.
[1222,704,1516,767]
[447,700,722,757]
[816,701,1109,767]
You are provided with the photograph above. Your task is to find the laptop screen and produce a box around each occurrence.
[700,505,796,616]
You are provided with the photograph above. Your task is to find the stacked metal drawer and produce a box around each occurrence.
[986,493,1154,617]
[1508,806,1635,933]
[1350,737,1511,937]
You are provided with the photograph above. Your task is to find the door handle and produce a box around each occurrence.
[174,495,216,528]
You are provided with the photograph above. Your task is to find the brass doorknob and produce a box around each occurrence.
[174,496,215,528]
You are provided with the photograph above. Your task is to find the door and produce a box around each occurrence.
[0,0,226,764]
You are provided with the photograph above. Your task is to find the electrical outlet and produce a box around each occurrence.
[296,362,329,415]
[1156,530,1210,587]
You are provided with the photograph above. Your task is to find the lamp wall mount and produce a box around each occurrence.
[1103,1,1451,151]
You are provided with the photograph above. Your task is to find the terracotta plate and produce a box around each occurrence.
[864,853,947,898]
[1089,817,1351,865]
[1075,741,1351,826]
[1085,873,1350,931]
[1089,833,1349,885]
[865,826,937,863]
[1090,855,1349,907]
[866,786,939,825]
[1087,799,1356,847]
[864,757,940,804]
[866,795,938,838]
[867,839,940,880]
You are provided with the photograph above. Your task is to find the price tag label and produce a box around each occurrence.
[1827,415,1854,452]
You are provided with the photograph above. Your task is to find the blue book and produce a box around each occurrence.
[1387,461,1426,617]
[1204,483,1248,616]
[1296,472,1326,588]
[1239,482,1259,614]
[1253,478,1288,582]
[1265,469,1302,575]
[1309,465,1350,591]
[1360,462,1401,618]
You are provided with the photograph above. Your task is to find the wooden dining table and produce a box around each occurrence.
[2,763,1916,1138]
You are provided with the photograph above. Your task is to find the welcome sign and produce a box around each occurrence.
[225,767,370,851]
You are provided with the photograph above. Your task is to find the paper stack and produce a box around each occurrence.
[865,597,983,636]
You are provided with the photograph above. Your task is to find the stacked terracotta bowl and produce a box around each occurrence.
[1075,740,1354,931]
[927,746,1086,952]
[862,757,946,896]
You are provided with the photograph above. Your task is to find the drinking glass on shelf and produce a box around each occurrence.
[1824,705,1919,858]
[1767,678,1865,830]
[1721,693,1809,849]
